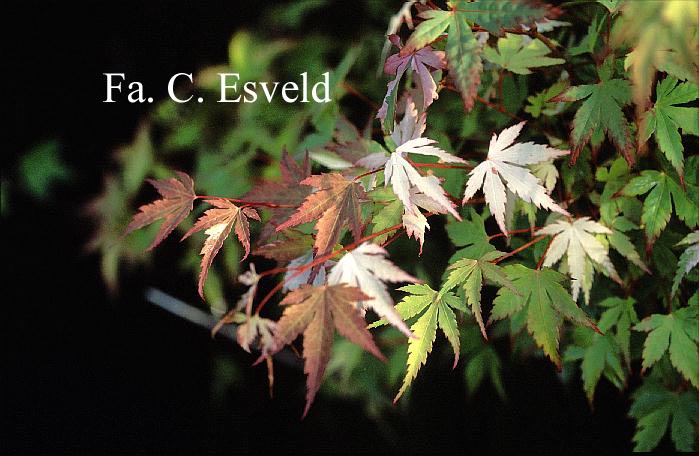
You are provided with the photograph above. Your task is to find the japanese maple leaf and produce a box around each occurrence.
[634,306,699,389]
[369,284,465,401]
[380,100,466,248]
[327,242,419,338]
[276,173,366,258]
[282,251,330,292]
[182,198,260,297]
[554,57,635,165]
[538,217,621,305]
[377,38,445,131]
[462,122,569,234]
[124,171,196,250]
[252,230,314,264]
[640,77,699,179]
[236,314,277,355]
[623,169,699,246]
[439,250,515,338]
[490,265,598,366]
[390,95,426,147]
[273,284,385,417]
[386,141,464,249]
[243,149,312,241]
[401,1,551,111]
[630,379,699,452]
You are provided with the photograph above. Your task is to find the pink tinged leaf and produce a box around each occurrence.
[391,96,426,146]
[402,207,430,254]
[182,199,260,298]
[125,171,196,250]
[377,59,411,121]
[275,173,366,257]
[330,294,386,362]
[327,243,417,338]
[301,296,334,418]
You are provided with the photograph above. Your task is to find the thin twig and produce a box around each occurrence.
[536,235,555,270]
[196,195,297,209]
[252,221,408,316]
[492,236,547,264]
[488,227,541,241]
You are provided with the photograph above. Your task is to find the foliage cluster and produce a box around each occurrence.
[92,1,699,450]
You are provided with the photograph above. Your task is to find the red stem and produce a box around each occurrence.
[536,235,555,270]
[492,236,547,264]
[253,221,407,315]
[195,195,297,209]
[488,227,541,241]
[353,168,383,181]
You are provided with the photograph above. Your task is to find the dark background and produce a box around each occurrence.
[4,2,636,453]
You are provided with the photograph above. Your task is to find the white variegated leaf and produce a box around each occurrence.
[463,122,569,233]
[539,217,621,304]
[328,243,418,338]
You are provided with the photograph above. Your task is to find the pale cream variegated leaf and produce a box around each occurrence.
[396,137,467,164]
[530,161,559,194]
[539,217,622,304]
[328,243,418,338]
[402,207,430,251]
[391,95,426,147]
[462,122,569,234]
[381,97,463,249]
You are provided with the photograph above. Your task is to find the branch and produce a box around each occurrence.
[492,236,547,264]
[195,195,297,209]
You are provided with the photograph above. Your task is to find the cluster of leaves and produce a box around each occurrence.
[97,0,699,451]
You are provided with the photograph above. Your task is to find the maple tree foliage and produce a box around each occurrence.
[276,173,366,258]
[182,199,260,297]
[124,171,196,250]
[112,0,699,449]
[462,121,569,233]
[271,284,385,417]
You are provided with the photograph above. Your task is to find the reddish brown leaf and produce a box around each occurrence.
[243,150,312,241]
[125,171,196,250]
[252,230,314,264]
[280,147,312,185]
[276,173,367,258]
[274,284,385,417]
[182,198,260,298]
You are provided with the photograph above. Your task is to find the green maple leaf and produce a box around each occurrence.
[564,297,637,402]
[641,77,699,179]
[403,0,549,110]
[445,209,496,262]
[440,251,516,338]
[556,57,634,165]
[490,265,598,366]
[484,33,564,75]
[370,284,465,401]
[597,296,639,365]
[634,305,699,388]
[623,170,699,246]
[564,330,625,404]
[369,196,403,245]
[525,80,567,118]
[629,378,699,452]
